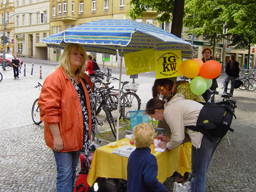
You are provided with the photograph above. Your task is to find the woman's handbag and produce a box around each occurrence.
[234,79,243,89]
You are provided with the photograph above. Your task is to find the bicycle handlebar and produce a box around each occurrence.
[34,82,42,88]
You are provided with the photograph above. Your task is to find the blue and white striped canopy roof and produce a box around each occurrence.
[42,19,192,58]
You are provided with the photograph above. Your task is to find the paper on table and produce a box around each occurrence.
[154,139,166,152]
[112,145,136,157]
[125,134,133,140]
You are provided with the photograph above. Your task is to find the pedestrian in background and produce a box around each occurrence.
[127,123,167,192]
[12,55,20,79]
[38,43,96,192]
[201,47,218,103]
[85,55,95,77]
[223,54,240,97]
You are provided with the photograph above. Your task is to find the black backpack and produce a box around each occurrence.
[187,100,237,141]
[93,60,100,71]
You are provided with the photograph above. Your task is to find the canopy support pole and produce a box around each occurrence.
[116,47,123,141]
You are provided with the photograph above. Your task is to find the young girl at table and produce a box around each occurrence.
[145,95,221,192]
[127,123,167,192]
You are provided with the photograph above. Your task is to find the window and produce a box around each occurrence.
[135,19,142,22]
[66,25,74,29]
[29,13,32,25]
[41,13,44,23]
[92,0,96,11]
[79,2,83,14]
[63,2,67,14]
[160,22,170,32]
[23,0,25,5]
[104,0,109,10]
[30,0,32,4]
[16,15,19,27]
[18,39,23,53]
[36,33,40,43]
[72,1,74,14]
[43,11,47,23]
[52,6,55,18]
[43,33,47,38]
[146,19,153,25]
[17,0,19,6]
[22,14,25,26]
[37,12,40,24]
[119,0,124,8]
[58,3,61,14]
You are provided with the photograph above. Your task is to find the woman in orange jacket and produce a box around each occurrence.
[38,43,96,192]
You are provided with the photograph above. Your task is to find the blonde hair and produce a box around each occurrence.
[132,123,155,148]
[57,43,89,78]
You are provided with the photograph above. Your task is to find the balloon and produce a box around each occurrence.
[193,58,204,69]
[204,78,212,90]
[199,60,222,79]
[190,76,207,95]
[180,59,200,78]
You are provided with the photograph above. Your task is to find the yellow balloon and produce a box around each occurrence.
[180,59,200,78]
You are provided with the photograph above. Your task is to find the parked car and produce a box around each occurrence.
[0,53,23,66]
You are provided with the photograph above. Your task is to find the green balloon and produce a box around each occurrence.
[190,76,207,95]
[204,78,212,90]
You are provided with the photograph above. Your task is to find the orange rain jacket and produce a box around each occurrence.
[38,67,93,152]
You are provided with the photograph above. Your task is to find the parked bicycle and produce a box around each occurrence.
[238,71,256,91]
[94,75,141,120]
[94,85,117,138]
[31,82,42,125]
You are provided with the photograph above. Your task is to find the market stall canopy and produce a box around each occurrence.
[41,19,192,58]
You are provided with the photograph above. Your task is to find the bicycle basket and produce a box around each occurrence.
[124,83,139,91]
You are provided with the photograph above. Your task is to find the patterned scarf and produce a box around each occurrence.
[70,76,97,156]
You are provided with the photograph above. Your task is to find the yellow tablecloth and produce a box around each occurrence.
[87,138,190,187]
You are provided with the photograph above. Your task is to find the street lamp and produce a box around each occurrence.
[2,0,36,70]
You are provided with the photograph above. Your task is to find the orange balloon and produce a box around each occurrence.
[199,60,222,79]
[193,58,204,69]
[180,59,200,78]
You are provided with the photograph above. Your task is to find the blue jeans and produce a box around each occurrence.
[53,150,80,192]
[191,135,221,192]
[224,76,236,95]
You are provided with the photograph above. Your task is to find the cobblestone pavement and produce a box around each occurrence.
[1,59,256,191]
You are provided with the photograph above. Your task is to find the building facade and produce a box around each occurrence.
[14,0,49,59]
[48,0,158,67]
[1,0,254,69]
[0,0,14,54]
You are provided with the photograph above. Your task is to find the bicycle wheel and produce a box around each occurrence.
[103,106,116,138]
[239,78,249,90]
[0,72,3,82]
[95,92,103,115]
[31,98,42,125]
[120,92,141,119]
[247,78,256,91]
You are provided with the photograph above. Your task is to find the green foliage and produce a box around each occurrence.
[184,0,226,48]
[128,0,175,22]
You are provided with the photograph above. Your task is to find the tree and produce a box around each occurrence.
[222,0,256,68]
[183,0,226,58]
[128,0,185,38]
